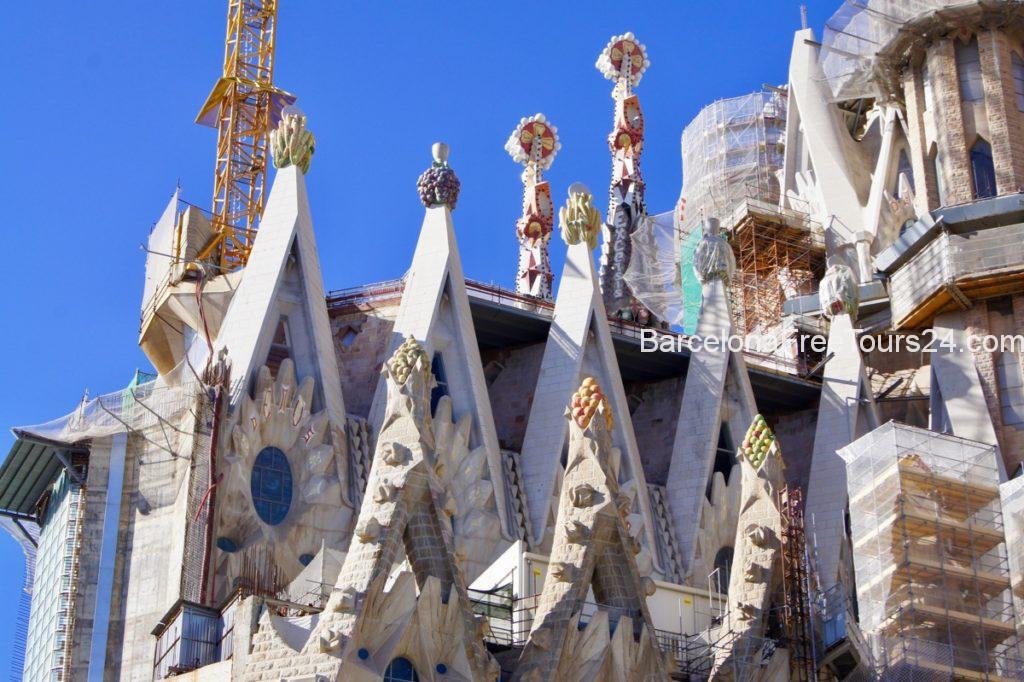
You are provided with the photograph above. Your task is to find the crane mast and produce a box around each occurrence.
[196,0,288,270]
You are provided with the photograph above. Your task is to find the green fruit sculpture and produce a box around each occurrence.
[739,414,777,470]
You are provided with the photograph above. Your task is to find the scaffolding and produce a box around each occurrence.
[779,486,817,681]
[678,90,787,238]
[729,193,824,342]
[677,90,787,333]
[840,421,1024,680]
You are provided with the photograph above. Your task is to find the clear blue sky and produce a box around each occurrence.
[0,0,835,670]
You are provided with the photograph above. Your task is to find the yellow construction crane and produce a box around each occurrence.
[195,0,294,270]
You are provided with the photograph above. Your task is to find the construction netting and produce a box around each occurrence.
[15,356,209,447]
[623,211,688,329]
[839,421,1024,679]
[819,1,968,102]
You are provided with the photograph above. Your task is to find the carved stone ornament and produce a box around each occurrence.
[558,183,602,249]
[416,142,461,209]
[568,376,613,431]
[270,110,315,174]
[569,483,597,508]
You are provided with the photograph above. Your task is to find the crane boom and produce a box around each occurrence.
[196,0,291,270]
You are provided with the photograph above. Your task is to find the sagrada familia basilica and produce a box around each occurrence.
[4,1,1024,680]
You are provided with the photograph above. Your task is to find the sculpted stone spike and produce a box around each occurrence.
[710,414,786,679]
[237,306,499,681]
[550,562,576,582]
[331,587,359,613]
[270,110,315,173]
[513,376,668,680]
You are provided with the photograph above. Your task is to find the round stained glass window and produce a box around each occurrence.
[251,446,293,526]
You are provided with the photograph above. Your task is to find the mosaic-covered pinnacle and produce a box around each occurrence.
[505,113,561,172]
[568,376,614,432]
[596,32,650,89]
[417,142,461,209]
[271,110,315,174]
[558,183,601,249]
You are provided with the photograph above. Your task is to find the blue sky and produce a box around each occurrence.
[0,0,835,670]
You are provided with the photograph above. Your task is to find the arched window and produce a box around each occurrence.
[956,37,984,103]
[251,446,293,526]
[971,138,997,199]
[894,149,914,198]
[384,657,420,682]
[1014,52,1024,111]
[713,547,734,595]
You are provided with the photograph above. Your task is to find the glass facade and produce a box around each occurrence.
[250,446,293,526]
[23,470,82,681]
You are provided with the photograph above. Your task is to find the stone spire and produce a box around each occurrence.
[596,32,655,324]
[506,113,561,300]
[709,414,786,680]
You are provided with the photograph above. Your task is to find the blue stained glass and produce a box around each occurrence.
[384,657,420,682]
[251,446,292,526]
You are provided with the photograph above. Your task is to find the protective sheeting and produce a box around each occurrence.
[13,356,206,447]
[623,211,688,328]
[141,189,180,313]
[819,1,963,102]
[677,90,786,241]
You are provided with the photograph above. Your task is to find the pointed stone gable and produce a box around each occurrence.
[215,164,346,430]
[519,242,659,573]
[513,378,668,681]
[665,276,757,581]
[367,202,514,543]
